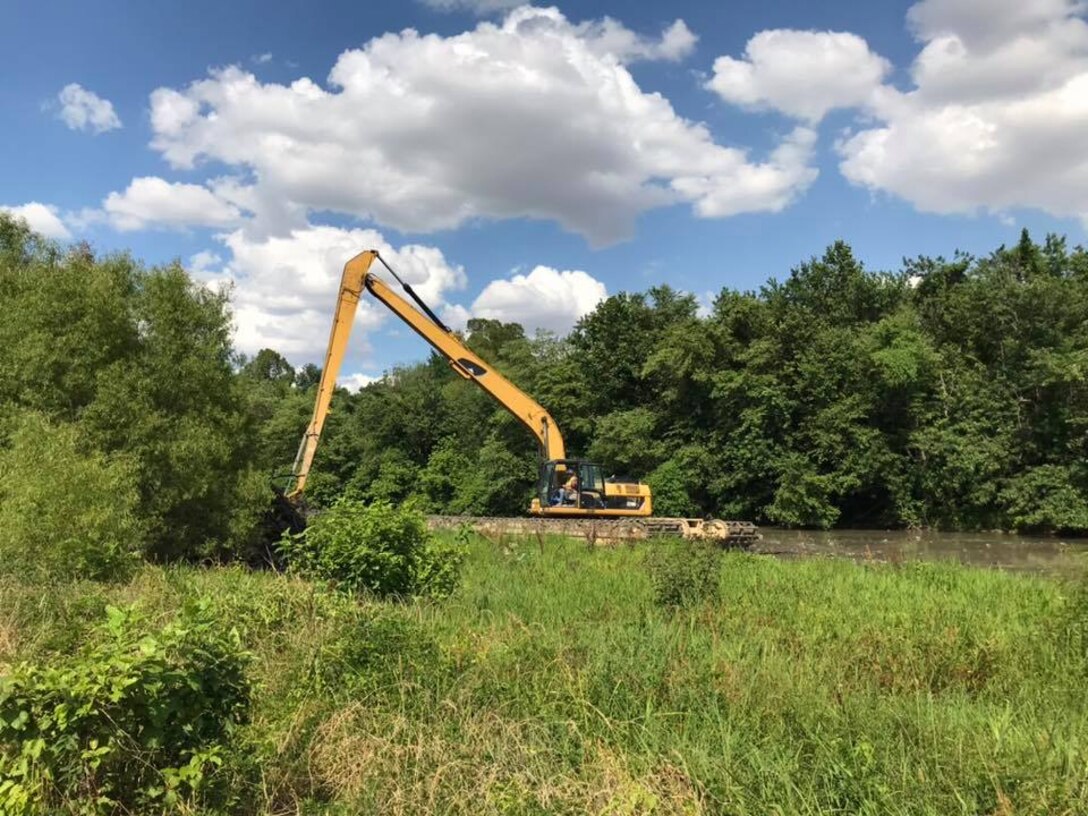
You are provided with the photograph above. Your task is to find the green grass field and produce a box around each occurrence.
[3,536,1087,815]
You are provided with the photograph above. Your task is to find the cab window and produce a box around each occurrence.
[538,462,557,504]
[580,464,605,492]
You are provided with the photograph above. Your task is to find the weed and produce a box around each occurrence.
[4,539,1086,814]
[644,539,723,609]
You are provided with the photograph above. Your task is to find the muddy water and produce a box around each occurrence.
[752,528,1088,575]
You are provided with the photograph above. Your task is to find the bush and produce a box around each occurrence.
[0,413,143,583]
[414,528,469,599]
[644,540,723,609]
[0,601,250,815]
[281,500,465,599]
[1002,465,1088,533]
[645,459,699,518]
[764,454,846,529]
[448,439,535,517]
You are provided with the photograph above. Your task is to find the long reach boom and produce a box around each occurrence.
[288,250,565,497]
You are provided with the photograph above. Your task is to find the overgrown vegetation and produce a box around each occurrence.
[3,210,1088,810]
[0,600,249,814]
[280,500,465,599]
[644,539,722,608]
[0,216,266,576]
[1,538,1086,814]
[0,413,143,583]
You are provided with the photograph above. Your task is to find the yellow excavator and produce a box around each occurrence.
[289,250,757,543]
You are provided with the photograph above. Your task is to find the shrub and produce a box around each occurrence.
[1001,465,1088,533]
[645,459,699,518]
[448,439,534,517]
[416,525,472,600]
[281,500,465,599]
[0,413,143,583]
[644,540,723,609]
[0,600,250,815]
[418,441,472,512]
[764,454,847,529]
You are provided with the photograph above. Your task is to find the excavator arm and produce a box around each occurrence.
[288,250,565,497]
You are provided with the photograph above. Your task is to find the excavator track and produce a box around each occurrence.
[427,515,760,549]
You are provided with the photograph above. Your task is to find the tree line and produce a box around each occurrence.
[2,212,1086,574]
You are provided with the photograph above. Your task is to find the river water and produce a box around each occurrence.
[752,528,1088,575]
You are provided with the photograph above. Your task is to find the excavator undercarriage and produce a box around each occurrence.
[427,515,760,548]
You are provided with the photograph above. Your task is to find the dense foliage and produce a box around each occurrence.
[0,413,143,583]
[0,215,267,571]
[0,600,249,814]
[280,500,465,598]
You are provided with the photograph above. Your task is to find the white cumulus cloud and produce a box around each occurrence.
[906,0,1082,50]
[195,224,465,362]
[145,6,814,245]
[188,250,223,274]
[439,303,473,331]
[339,372,381,391]
[56,83,122,133]
[574,17,697,62]
[708,0,1088,227]
[0,202,72,240]
[673,125,818,218]
[707,30,891,122]
[103,177,245,231]
[470,265,607,334]
[839,0,1088,226]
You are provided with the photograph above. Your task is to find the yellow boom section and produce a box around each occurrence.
[289,250,565,496]
[288,250,378,496]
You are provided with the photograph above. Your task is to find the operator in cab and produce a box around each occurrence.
[561,472,579,505]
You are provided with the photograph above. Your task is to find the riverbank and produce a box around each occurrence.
[2,536,1086,814]
[754,527,1088,574]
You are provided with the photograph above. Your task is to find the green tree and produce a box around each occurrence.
[239,222,1088,535]
[0,413,144,582]
[450,438,535,516]
[645,458,698,518]
[0,216,268,560]
[294,362,322,389]
[241,348,295,384]
[418,441,472,512]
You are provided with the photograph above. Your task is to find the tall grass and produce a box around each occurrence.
[3,537,1085,814]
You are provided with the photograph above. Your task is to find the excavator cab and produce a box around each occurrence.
[532,459,652,517]
[538,460,601,509]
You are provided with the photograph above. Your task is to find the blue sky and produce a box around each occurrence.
[3,0,1086,385]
